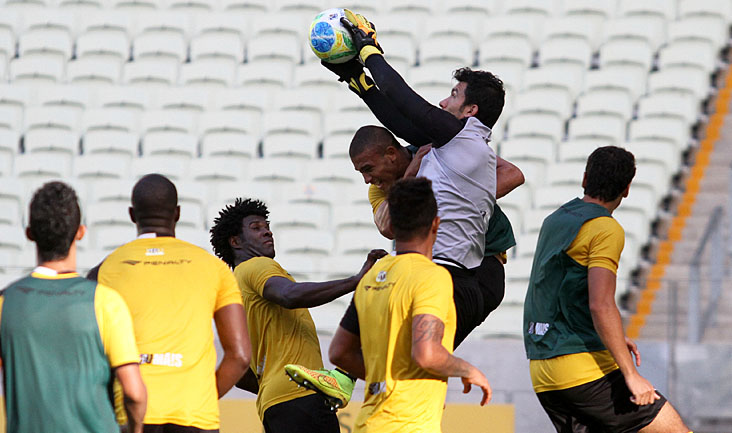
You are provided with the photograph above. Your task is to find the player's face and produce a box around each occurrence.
[440,81,471,119]
[239,215,275,258]
[351,146,400,191]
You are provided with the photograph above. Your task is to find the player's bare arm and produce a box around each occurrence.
[116,363,147,433]
[411,314,492,405]
[496,157,525,199]
[588,267,660,406]
[329,325,366,380]
[214,303,251,398]
[262,249,387,309]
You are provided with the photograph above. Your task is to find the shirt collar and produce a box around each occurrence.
[137,233,157,239]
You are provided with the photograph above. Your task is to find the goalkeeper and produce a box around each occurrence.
[329,11,524,347]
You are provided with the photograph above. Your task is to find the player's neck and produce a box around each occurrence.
[37,243,77,274]
[136,225,175,237]
[581,195,621,214]
[394,239,433,260]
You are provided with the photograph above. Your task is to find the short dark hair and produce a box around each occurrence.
[453,67,505,128]
[210,198,269,268]
[28,181,81,262]
[349,125,401,158]
[387,177,437,241]
[584,146,636,202]
[131,174,178,221]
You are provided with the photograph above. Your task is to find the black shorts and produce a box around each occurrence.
[262,394,339,433]
[536,369,667,433]
[476,255,505,317]
[143,424,218,433]
[441,263,482,348]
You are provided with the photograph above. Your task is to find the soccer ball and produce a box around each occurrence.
[309,8,357,64]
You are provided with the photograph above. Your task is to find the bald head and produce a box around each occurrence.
[130,174,179,231]
[349,125,401,159]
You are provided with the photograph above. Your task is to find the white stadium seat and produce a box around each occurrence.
[637,93,699,125]
[82,129,140,159]
[237,60,293,89]
[18,29,73,60]
[190,32,244,63]
[76,31,131,61]
[658,41,718,73]
[575,90,633,121]
[74,154,132,179]
[10,56,65,84]
[180,60,237,87]
[123,58,180,86]
[567,115,626,147]
[647,68,710,102]
[67,58,123,85]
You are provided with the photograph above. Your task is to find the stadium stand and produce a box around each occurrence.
[0,1,731,429]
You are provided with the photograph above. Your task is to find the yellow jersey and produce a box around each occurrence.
[234,257,322,419]
[354,253,455,433]
[99,236,243,429]
[530,217,624,392]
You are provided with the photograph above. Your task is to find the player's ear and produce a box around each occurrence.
[174,205,181,222]
[431,216,440,234]
[462,103,478,118]
[128,207,137,224]
[581,172,587,189]
[622,183,631,198]
[229,235,242,249]
[75,225,86,241]
[25,226,34,242]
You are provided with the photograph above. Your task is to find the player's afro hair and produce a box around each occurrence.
[210,198,269,268]
[28,181,81,262]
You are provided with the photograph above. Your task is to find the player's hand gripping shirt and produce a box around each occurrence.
[354,254,455,433]
[99,236,243,429]
[234,257,323,419]
[0,270,139,433]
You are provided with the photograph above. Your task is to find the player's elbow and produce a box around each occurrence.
[328,343,348,368]
[228,344,251,373]
[411,344,437,371]
[124,381,147,407]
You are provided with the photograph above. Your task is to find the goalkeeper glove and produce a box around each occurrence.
[321,59,375,96]
[340,9,383,63]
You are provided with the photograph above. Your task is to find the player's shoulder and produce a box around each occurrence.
[234,256,280,274]
[93,282,128,307]
[586,216,624,236]
[398,254,449,278]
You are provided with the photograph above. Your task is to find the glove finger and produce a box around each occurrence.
[342,9,359,26]
[340,16,357,32]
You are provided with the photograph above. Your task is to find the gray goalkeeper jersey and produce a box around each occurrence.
[417,116,497,269]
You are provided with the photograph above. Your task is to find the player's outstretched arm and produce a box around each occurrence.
[329,325,366,380]
[496,157,525,199]
[116,363,147,433]
[214,303,251,398]
[411,314,492,405]
[588,267,660,406]
[262,249,387,309]
[341,16,462,148]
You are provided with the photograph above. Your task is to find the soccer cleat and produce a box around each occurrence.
[285,364,355,410]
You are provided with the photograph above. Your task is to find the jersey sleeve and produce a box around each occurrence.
[411,265,454,321]
[215,259,244,311]
[586,217,625,274]
[368,184,387,215]
[95,284,140,368]
[235,257,292,297]
[339,297,360,335]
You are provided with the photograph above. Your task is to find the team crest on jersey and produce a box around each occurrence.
[146,248,164,256]
[375,271,387,282]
